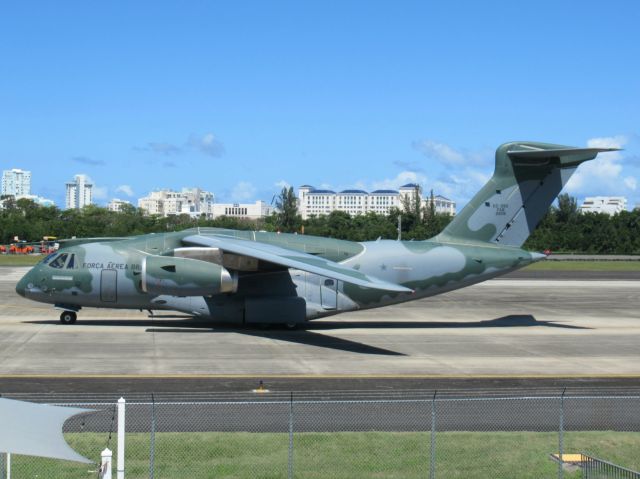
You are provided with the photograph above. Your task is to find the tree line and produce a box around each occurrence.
[1,190,638,254]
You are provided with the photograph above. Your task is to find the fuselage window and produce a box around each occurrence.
[49,253,69,269]
[66,254,75,269]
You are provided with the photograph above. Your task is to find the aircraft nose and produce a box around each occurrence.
[15,271,31,297]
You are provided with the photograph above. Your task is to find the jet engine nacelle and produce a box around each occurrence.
[141,255,238,296]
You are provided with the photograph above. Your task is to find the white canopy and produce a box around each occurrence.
[0,398,92,463]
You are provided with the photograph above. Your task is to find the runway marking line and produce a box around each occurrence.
[1,374,640,379]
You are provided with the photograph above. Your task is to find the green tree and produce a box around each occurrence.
[401,185,422,220]
[555,193,579,223]
[274,186,301,233]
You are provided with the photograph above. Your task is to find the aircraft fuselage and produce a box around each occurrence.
[16,228,541,325]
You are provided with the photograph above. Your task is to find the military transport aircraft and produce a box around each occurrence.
[16,141,616,326]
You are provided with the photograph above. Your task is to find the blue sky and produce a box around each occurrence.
[1,1,638,209]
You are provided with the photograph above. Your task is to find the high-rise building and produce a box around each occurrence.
[2,169,31,197]
[65,174,94,209]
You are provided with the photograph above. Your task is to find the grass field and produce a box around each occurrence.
[0,254,42,266]
[8,431,640,479]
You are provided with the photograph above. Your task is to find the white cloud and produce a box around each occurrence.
[565,135,631,196]
[352,164,488,207]
[189,132,225,158]
[230,181,256,201]
[274,180,290,190]
[136,132,225,158]
[624,176,637,191]
[412,139,492,168]
[370,171,428,191]
[413,140,465,165]
[139,142,182,155]
[587,135,626,152]
[431,168,491,204]
[72,156,105,166]
[116,185,134,197]
[93,186,108,200]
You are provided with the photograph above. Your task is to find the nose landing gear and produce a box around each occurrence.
[59,311,77,324]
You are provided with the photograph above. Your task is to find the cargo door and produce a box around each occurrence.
[320,277,338,310]
[100,269,117,303]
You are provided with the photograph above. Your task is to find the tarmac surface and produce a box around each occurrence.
[0,266,639,394]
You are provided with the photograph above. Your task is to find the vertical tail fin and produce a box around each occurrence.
[438,141,619,247]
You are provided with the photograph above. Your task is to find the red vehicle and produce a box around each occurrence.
[9,243,34,254]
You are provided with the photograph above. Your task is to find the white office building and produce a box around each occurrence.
[2,169,31,197]
[579,196,627,215]
[107,198,132,212]
[65,174,93,209]
[297,184,456,219]
[424,194,457,216]
[138,188,214,217]
[211,200,275,220]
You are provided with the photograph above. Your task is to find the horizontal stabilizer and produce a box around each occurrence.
[507,146,620,160]
[182,234,412,293]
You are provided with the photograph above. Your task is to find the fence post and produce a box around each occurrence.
[558,388,566,479]
[100,448,113,479]
[1,452,10,479]
[288,392,294,479]
[117,397,126,479]
[430,391,437,479]
[149,393,155,479]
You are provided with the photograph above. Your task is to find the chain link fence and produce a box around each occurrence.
[3,390,639,478]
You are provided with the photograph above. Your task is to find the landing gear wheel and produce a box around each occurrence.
[59,311,77,324]
[284,322,298,330]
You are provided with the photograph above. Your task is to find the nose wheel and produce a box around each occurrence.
[59,311,77,324]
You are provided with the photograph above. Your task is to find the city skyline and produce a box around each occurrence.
[0,165,636,213]
[1,2,638,209]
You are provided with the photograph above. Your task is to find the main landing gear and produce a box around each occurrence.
[59,311,77,324]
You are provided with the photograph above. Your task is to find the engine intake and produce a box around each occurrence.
[141,255,237,296]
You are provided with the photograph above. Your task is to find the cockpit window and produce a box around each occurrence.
[49,253,69,269]
[40,253,57,264]
[66,254,75,269]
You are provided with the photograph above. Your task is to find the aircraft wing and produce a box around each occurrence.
[182,234,412,293]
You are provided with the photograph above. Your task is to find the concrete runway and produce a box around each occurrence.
[1,267,639,386]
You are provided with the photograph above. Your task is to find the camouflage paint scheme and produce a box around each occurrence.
[15,142,616,325]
